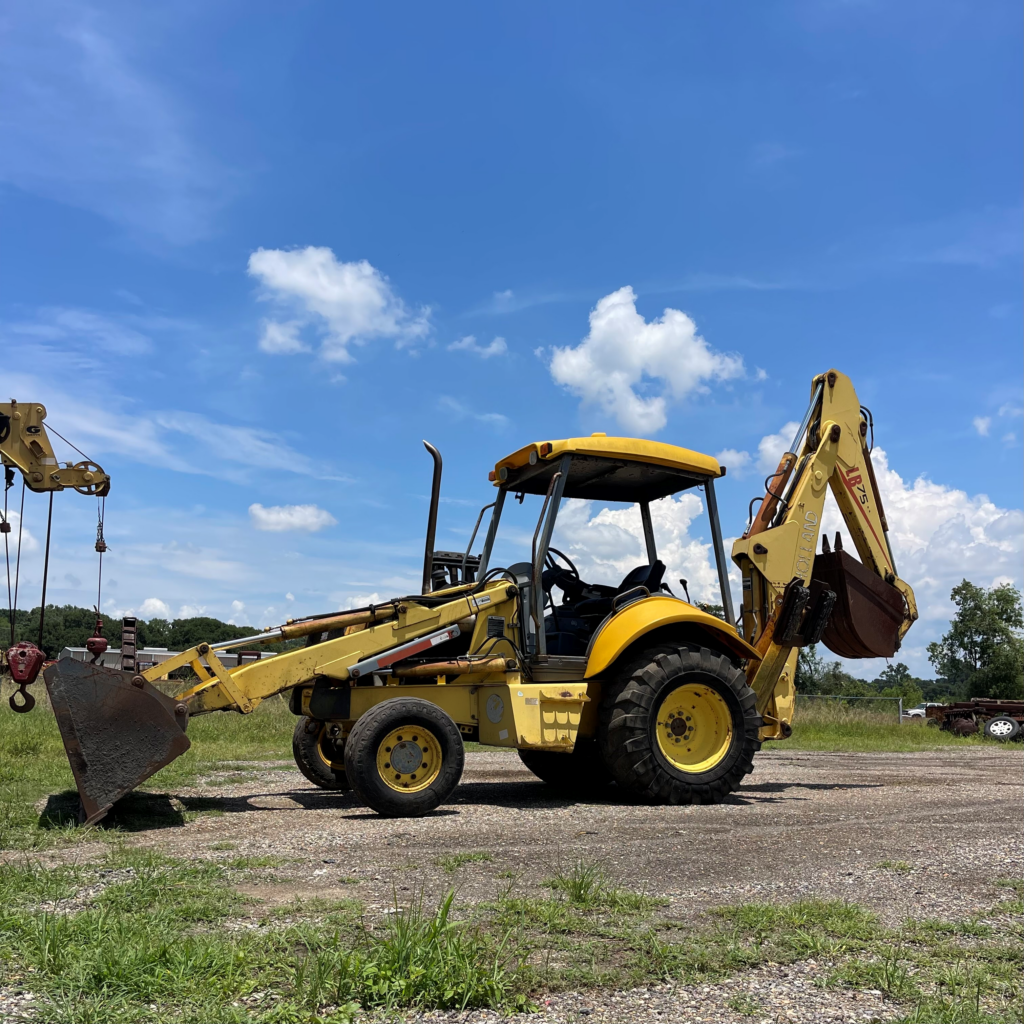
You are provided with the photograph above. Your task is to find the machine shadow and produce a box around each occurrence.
[38,777,885,832]
[39,790,188,832]
[737,782,883,792]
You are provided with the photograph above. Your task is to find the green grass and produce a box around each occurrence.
[783,702,993,752]
[0,853,1020,1022]
[877,859,914,874]
[434,851,493,873]
[726,993,764,1016]
[0,856,528,1022]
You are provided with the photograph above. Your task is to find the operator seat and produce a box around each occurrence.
[544,560,667,655]
[572,560,666,618]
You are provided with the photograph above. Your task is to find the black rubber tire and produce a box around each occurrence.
[292,717,350,790]
[598,645,761,805]
[518,739,613,796]
[344,698,464,817]
[983,716,1020,741]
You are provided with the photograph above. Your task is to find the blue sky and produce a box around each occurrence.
[2,0,1021,677]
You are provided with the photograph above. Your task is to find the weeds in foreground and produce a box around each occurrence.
[434,851,493,873]
[0,852,1020,1022]
[544,857,659,912]
[876,859,914,874]
[0,858,530,1022]
[292,892,530,1015]
[726,993,764,1016]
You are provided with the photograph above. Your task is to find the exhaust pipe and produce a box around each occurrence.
[421,441,442,594]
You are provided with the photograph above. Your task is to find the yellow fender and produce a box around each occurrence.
[584,595,761,678]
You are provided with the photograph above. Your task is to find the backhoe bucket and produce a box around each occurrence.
[43,658,191,825]
[811,548,906,659]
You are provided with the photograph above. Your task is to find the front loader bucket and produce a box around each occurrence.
[43,658,191,825]
[811,548,906,659]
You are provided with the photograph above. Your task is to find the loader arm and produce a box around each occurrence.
[146,582,511,716]
[0,401,110,495]
[732,369,918,715]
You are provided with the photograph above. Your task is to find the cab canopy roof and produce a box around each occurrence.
[493,435,723,503]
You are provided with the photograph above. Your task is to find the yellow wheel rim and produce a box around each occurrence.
[655,682,733,773]
[315,726,345,772]
[376,725,443,793]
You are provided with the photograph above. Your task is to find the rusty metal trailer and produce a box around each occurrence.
[926,699,1024,741]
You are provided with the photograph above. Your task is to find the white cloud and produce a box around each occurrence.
[553,494,722,605]
[549,286,744,434]
[998,403,1023,419]
[257,319,308,355]
[285,592,295,602]
[973,416,991,437]
[754,367,769,381]
[757,422,801,474]
[714,449,752,477]
[249,503,337,533]
[448,335,507,358]
[248,247,430,362]
[341,592,381,610]
[178,604,207,619]
[138,597,171,619]
[0,6,227,243]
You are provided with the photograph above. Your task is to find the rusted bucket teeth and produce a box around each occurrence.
[811,548,906,659]
[43,658,191,825]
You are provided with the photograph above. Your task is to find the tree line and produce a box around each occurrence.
[1,605,259,659]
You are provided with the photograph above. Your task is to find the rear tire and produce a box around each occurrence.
[518,739,612,796]
[292,717,350,791]
[599,645,761,805]
[344,698,464,817]
[983,716,1020,741]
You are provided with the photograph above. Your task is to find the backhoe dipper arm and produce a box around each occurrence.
[0,401,110,495]
[731,370,917,712]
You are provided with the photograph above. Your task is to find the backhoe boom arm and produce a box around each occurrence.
[732,370,918,715]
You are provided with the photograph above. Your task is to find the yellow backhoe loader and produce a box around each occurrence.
[5,371,917,822]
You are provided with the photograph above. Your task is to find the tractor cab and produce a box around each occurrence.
[450,434,739,664]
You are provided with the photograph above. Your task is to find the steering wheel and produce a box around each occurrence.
[544,546,580,581]
[542,546,582,608]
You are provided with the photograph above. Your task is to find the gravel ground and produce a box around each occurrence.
[84,746,1024,927]
[6,747,1022,1023]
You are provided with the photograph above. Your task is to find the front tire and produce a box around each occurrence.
[293,717,350,790]
[599,645,761,805]
[344,698,464,817]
